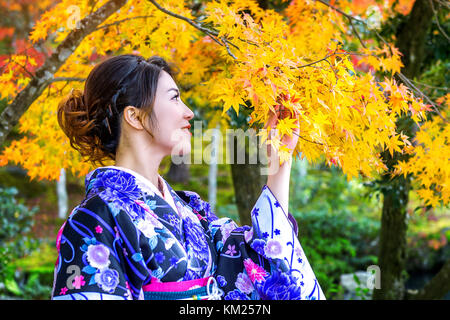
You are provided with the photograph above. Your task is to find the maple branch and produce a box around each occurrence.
[408,79,448,91]
[0,0,128,147]
[429,0,450,42]
[316,0,448,123]
[146,0,220,37]
[94,15,153,31]
[11,56,36,80]
[292,131,325,146]
[50,77,86,83]
[221,36,238,60]
[299,53,335,68]
[147,0,238,60]
[396,72,447,122]
[347,17,367,49]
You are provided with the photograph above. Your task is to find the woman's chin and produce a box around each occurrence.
[169,142,191,161]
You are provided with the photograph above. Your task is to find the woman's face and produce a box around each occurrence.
[150,70,194,157]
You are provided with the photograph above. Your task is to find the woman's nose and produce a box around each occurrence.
[184,102,194,120]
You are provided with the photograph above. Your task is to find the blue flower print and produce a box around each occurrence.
[250,239,266,257]
[183,269,200,281]
[93,170,141,200]
[216,275,227,288]
[163,213,180,228]
[169,257,178,267]
[255,270,302,300]
[188,195,204,212]
[224,289,250,300]
[154,252,165,264]
[183,216,209,261]
[202,201,219,222]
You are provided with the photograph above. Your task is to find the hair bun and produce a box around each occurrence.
[57,88,102,162]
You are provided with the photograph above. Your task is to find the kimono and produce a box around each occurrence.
[51,166,325,300]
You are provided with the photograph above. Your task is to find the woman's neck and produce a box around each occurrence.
[114,153,166,196]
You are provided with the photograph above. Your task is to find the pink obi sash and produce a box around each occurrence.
[142,276,223,300]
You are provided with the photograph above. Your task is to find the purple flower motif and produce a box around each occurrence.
[95,268,120,293]
[94,170,141,200]
[220,221,237,243]
[264,239,283,259]
[244,228,254,243]
[100,188,145,219]
[183,217,209,261]
[164,213,180,228]
[235,272,254,294]
[188,195,204,212]
[224,289,250,300]
[86,244,110,269]
[255,270,302,300]
[252,207,260,216]
[225,244,237,256]
[203,201,219,221]
[274,229,281,235]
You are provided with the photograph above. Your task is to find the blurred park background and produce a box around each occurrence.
[0,0,449,300]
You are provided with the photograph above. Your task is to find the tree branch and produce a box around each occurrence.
[316,0,448,123]
[428,0,450,42]
[409,259,450,300]
[146,0,237,59]
[0,0,128,147]
[94,15,153,31]
[50,77,86,83]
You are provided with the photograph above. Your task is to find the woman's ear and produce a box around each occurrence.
[123,106,144,130]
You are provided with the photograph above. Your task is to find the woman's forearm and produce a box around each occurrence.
[266,156,292,215]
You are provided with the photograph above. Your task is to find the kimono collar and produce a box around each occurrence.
[83,166,214,221]
[84,166,169,199]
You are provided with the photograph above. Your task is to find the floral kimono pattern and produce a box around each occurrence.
[51,166,325,300]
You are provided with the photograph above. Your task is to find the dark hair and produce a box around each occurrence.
[57,54,177,166]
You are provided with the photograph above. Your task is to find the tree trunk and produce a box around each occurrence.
[57,168,68,219]
[373,0,435,300]
[208,125,220,212]
[166,162,190,183]
[0,0,127,146]
[228,131,266,226]
[408,259,450,300]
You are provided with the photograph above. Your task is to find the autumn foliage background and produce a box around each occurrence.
[0,0,449,299]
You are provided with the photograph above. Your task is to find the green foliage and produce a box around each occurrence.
[289,159,380,299]
[290,159,381,219]
[0,186,39,279]
[418,59,449,99]
[353,273,372,300]
[294,208,379,299]
[0,186,53,298]
[1,241,54,299]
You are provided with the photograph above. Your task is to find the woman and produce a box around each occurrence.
[51,54,325,300]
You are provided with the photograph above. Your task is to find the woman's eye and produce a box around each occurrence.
[173,94,180,101]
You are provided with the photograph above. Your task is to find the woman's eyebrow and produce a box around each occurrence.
[167,88,180,94]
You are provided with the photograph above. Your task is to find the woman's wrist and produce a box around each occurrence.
[266,155,292,214]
